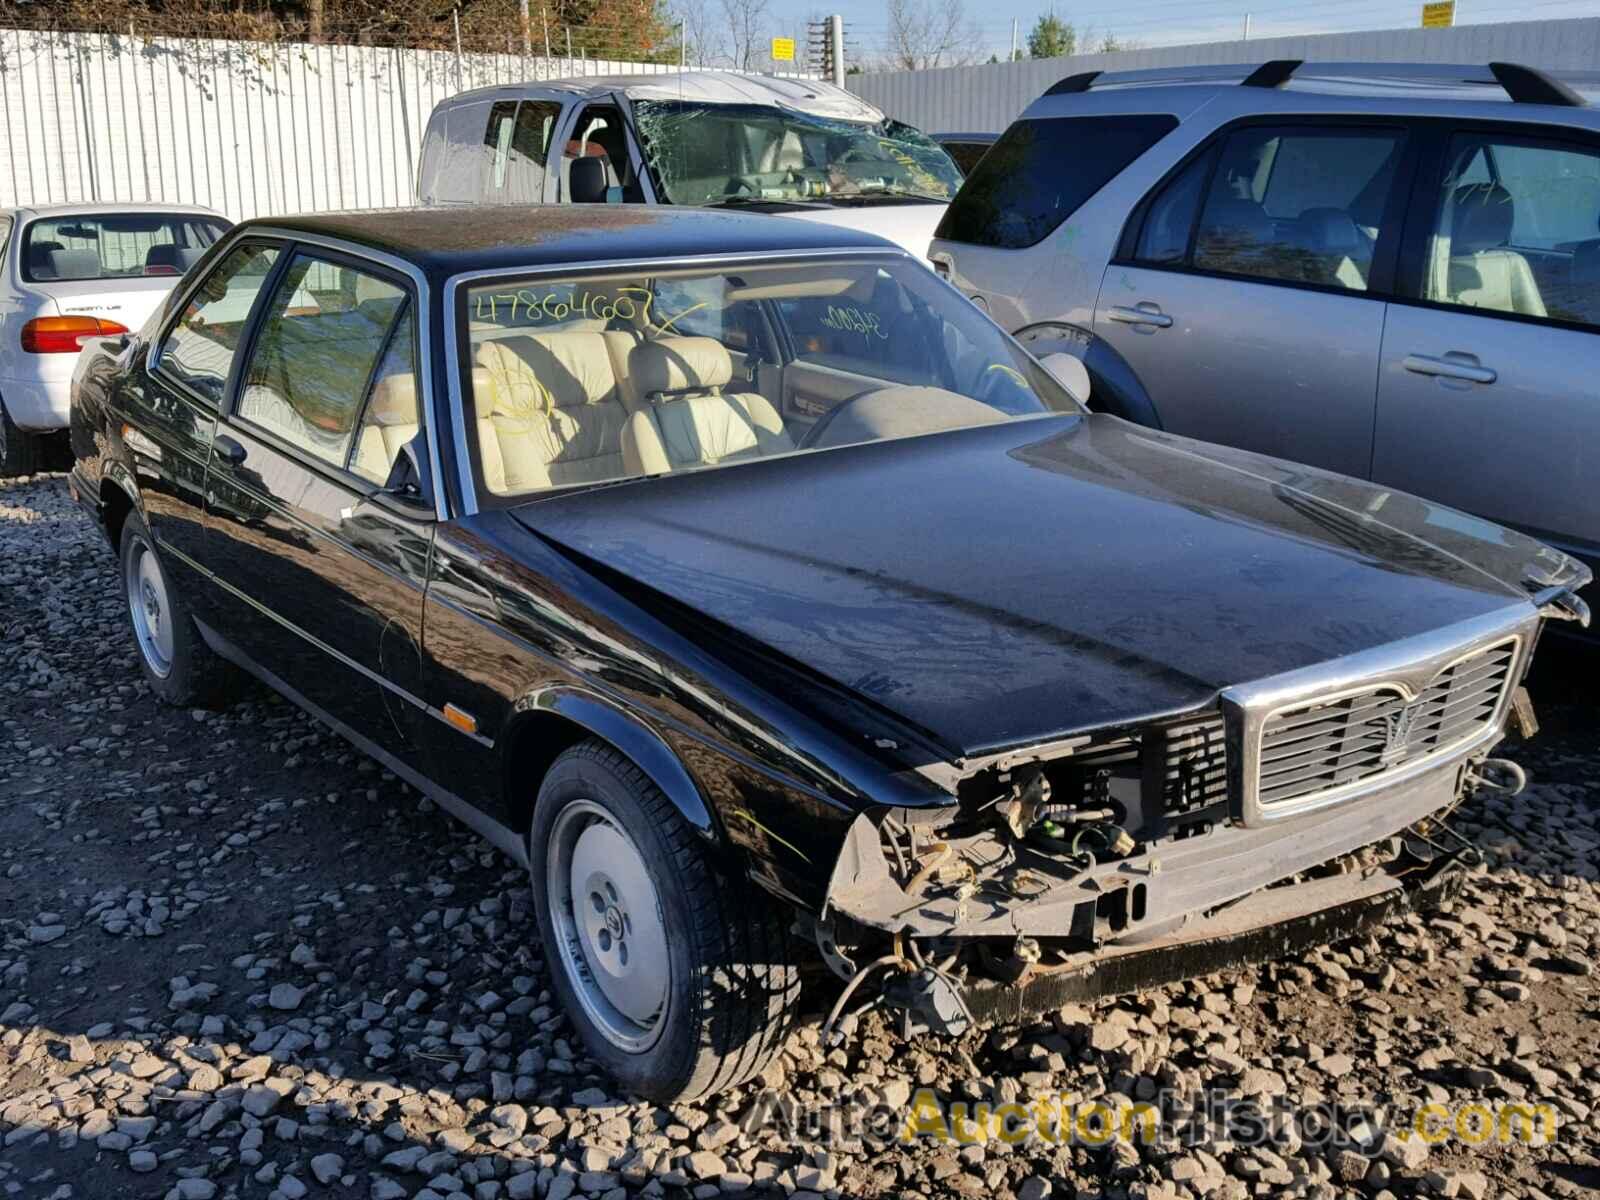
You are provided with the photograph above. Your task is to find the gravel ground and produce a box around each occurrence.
[1,470,1596,1200]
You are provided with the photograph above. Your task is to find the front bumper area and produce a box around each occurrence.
[826,754,1469,941]
[963,846,1466,1023]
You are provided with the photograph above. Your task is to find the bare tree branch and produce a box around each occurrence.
[884,0,980,70]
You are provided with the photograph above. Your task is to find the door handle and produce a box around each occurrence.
[1107,304,1173,329]
[1402,353,1496,385]
[211,433,248,466]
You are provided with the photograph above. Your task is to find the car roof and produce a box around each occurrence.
[3,202,227,221]
[1024,60,1600,125]
[245,204,904,279]
[442,70,887,125]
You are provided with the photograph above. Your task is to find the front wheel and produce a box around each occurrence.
[119,511,242,708]
[530,740,801,1102]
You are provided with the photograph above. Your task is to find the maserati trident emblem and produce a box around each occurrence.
[1380,702,1423,763]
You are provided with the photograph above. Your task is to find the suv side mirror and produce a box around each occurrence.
[1038,352,1092,406]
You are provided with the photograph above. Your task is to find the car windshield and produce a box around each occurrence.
[461,255,1081,501]
[631,101,962,207]
[22,213,229,283]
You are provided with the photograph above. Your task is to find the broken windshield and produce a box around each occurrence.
[631,101,962,207]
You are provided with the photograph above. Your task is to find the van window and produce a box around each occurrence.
[937,115,1177,249]
[485,99,561,204]
[422,101,493,205]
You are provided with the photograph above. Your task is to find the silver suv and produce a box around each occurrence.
[931,61,1600,607]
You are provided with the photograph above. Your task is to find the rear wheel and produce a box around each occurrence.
[119,510,242,707]
[0,400,39,478]
[530,740,801,1102]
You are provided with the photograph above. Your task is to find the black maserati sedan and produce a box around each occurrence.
[69,206,1588,1102]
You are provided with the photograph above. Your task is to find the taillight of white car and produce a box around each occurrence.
[21,316,130,353]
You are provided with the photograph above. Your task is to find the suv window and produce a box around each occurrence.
[236,253,411,471]
[1419,132,1600,327]
[1137,125,1403,293]
[157,242,282,405]
[938,115,1177,249]
[420,101,492,204]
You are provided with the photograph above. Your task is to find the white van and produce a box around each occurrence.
[416,72,961,261]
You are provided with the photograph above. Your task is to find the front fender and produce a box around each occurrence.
[1015,320,1163,430]
[511,686,720,844]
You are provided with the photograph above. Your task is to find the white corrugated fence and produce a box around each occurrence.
[0,28,677,220]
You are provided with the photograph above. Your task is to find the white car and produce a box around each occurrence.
[415,72,961,261]
[0,203,230,475]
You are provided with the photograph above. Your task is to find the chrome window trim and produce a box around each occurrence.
[442,246,912,517]
[150,225,450,523]
[1222,603,1537,827]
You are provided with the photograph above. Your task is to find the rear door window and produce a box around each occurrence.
[1132,124,1405,294]
[936,114,1177,249]
[24,213,228,282]
[235,252,410,471]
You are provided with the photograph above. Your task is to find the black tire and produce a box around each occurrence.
[530,740,801,1103]
[118,510,243,708]
[0,399,39,478]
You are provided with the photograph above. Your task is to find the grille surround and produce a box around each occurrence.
[1224,618,1532,827]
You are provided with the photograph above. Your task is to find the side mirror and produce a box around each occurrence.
[1038,352,1092,406]
[377,442,434,513]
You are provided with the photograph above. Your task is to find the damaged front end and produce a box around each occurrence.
[814,612,1545,1040]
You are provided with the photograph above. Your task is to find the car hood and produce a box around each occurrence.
[517,415,1571,759]
[780,204,948,264]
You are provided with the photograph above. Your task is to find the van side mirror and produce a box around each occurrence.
[1038,352,1092,406]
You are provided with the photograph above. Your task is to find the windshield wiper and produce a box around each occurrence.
[831,187,947,204]
[700,194,828,208]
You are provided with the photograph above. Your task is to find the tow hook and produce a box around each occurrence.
[1466,757,1526,797]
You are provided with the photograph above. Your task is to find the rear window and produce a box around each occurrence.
[23,213,228,282]
[936,114,1178,249]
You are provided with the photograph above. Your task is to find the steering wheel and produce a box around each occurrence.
[973,362,1035,414]
[798,388,881,450]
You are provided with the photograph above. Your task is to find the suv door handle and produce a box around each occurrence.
[1107,304,1173,329]
[211,433,248,466]
[1402,353,1496,385]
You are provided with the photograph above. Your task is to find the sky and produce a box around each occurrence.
[818,0,1600,66]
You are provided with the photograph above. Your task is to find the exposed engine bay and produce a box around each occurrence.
[813,705,1532,1042]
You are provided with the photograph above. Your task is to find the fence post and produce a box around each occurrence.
[453,7,463,91]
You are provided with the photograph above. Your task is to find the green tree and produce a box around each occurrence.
[1027,11,1074,58]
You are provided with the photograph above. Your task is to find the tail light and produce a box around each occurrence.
[144,263,181,276]
[20,316,131,353]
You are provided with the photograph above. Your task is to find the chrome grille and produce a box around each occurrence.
[1160,714,1229,817]
[1256,639,1517,810]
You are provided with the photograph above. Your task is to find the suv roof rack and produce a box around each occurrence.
[1042,60,1590,108]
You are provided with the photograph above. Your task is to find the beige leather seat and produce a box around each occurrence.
[621,337,793,476]
[475,330,642,492]
[1442,183,1546,317]
[351,373,420,484]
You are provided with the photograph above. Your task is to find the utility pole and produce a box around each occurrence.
[519,0,531,54]
[1242,12,1251,39]
[678,21,686,68]
[1010,17,1018,61]
[829,13,844,86]
[453,7,464,89]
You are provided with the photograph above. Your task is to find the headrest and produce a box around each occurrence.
[570,156,609,203]
[145,244,186,275]
[1451,183,1514,256]
[631,337,733,397]
[477,331,618,413]
[1198,198,1273,250]
[1297,207,1362,256]
[47,248,101,280]
[26,240,62,274]
[367,373,418,426]
[1572,238,1600,287]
